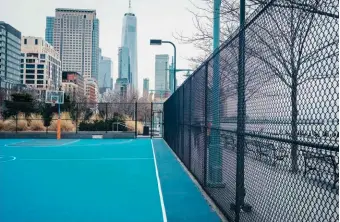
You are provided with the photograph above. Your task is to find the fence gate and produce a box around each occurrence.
[151,110,163,138]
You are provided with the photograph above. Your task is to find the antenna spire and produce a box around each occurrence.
[129,0,132,12]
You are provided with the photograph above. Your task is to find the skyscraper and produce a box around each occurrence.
[118,46,130,80]
[155,54,169,99]
[99,55,113,94]
[121,1,137,91]
[143,78,149,99]
[45,17,54,46]
[46,8,100,80]
[0,22,21,91]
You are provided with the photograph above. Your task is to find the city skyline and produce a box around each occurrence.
[0,0,199,94]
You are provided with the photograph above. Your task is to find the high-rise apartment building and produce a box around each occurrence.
[143,78,149,99]
[99,55,112,94]
[121,3,137,91]
[155,54,169,99]
[0,22,21,91]
[91,19,100,80]
[46,8,99,80]
[21,36,61,97]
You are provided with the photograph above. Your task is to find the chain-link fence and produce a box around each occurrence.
[164,0,339,221]
[0,101,163,137]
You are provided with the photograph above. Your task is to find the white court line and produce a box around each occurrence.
[4,140,32,147]
[0,156,16,162]
[159,138,228,222]
[65,139,134,147]
[151,139,167,222]
[60,139,80,146]
[18,157,153,161]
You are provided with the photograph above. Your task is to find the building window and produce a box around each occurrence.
[37,75,44,79]
[26,64,35,69]
[37,64,44,69]
[37,70,44,74]
[21,59,24,63]
[40,54,46,59]
[26,80,34,84]
[26,75,35,79]
[26,59,35,63]
[26,69,35,73]
[35,39,38,45]
[37,80,43,84]
[24,39,27,44]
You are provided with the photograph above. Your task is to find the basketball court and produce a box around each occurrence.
[0,138,221,222]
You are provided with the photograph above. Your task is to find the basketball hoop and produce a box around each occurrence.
[45,90,64,140]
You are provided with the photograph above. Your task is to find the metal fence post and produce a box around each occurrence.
[15,112,18,133]
[189,78,192,169]
[105,103,108,133]
[182,87,185,158]
[76,103,78,134]
[151,102,153,138]
[235,0,251,220]
[203,63,209,186]
[135,102,138,138]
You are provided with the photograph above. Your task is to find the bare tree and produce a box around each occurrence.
[175,0,338,66]
[247,0,338,171]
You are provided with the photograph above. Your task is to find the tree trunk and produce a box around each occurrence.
[291,74,298,172]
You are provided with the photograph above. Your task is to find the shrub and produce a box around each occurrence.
[3,118,28,131]
[17,119,29,131]
[89,113,103,123]
[30,120,45,131]
[49,112,75,132]
[27,114,45,131]
[125,121,144,134]
[78,118,127,131]
[29,114,45,131]
[0,120,4,131]
[3,120,16,131]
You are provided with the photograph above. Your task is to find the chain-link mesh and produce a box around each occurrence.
[163,0,339,221]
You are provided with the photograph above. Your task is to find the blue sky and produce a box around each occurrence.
[0,0,201,92]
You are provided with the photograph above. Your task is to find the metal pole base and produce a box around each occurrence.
[207,142,224,186]
[230,203,252,213]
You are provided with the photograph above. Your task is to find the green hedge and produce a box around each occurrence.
[79,119,127,131]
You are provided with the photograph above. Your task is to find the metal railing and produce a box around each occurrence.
[163,0,339,221]
[112,122,134,132]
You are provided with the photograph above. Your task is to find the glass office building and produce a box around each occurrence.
[0,21,21,90]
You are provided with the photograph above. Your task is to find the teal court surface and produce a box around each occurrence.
[0,139,221,222]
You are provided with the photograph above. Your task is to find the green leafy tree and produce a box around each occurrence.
[3,93,37,119]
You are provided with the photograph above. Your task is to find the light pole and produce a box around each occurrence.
[150,39,177,92]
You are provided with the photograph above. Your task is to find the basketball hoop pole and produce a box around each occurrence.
[57,102,61,140]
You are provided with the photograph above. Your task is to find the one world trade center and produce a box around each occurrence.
[121,0,138,91]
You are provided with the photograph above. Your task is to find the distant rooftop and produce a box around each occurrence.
[56,8,96,13]
[124,13,135,16]
[0,21,21,39]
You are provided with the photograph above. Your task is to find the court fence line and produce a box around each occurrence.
[163,0,339,221]
[0,102,164,138]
